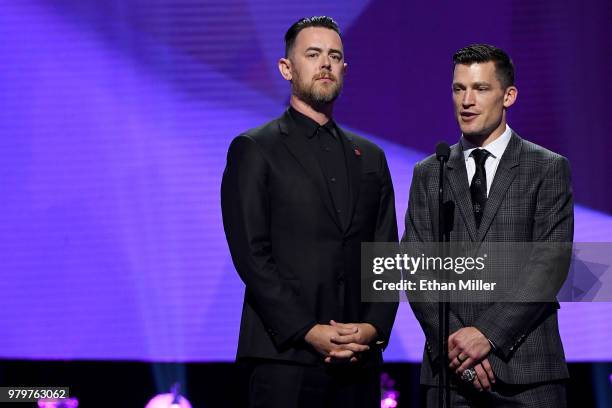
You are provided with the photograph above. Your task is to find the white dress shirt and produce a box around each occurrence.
[461,125,513,197]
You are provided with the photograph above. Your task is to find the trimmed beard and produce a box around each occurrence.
[291,72,342,108]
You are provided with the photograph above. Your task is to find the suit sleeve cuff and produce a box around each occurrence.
[291,321,317,345]
[362,322,388,349]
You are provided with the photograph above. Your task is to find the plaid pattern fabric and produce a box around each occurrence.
[403,133,573,387]
[424,380,567,407]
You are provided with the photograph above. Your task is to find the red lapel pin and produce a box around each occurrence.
[353,146,362,156]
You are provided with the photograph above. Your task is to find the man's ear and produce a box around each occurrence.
[343,62,348,76]
[503,85,518,108]
[278,57,292,81]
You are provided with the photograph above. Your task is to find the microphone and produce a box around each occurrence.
[436,142,450,162]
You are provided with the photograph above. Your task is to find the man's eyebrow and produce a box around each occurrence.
[451,81,493,88]
[304,47,343,57]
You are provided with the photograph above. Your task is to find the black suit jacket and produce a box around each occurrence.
[403,132,573,385]
[221,110,398,365]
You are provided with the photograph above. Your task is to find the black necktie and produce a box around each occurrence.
[470,149,490,228]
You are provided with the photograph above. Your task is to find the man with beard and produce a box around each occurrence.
[221,16,398,407]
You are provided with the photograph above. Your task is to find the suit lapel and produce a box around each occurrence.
[446,143,479,241]
[339,128,362,233]
[477,133,522,241]
[278,111,343,231]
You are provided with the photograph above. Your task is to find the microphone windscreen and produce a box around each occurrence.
[436,142,451,161]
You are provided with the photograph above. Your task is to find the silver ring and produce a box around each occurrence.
[460,368,476,382]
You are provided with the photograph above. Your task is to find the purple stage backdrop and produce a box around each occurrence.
[1,1,611,362]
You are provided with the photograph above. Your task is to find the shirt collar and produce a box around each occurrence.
[461,124,513,161]
[288,106,336,139]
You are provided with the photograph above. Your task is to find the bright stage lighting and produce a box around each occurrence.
[37,398,79,408]
[145,383,192,408]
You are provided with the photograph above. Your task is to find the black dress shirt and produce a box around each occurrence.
[288,107,350,229]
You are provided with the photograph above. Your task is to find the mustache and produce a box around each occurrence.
[313,72,337,81]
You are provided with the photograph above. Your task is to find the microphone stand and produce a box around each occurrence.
[436,143,450,408]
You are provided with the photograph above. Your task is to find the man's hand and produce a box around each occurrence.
[468,358,496,391]
[447,327,491,374]
[304,324,369,362]
[324,320,378,363]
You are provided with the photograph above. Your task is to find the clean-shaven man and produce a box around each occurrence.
[404,44,573,407]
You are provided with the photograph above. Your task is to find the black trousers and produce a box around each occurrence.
[242,359,381,408]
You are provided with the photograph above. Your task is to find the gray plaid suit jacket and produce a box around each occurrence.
[402,132,573,385]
